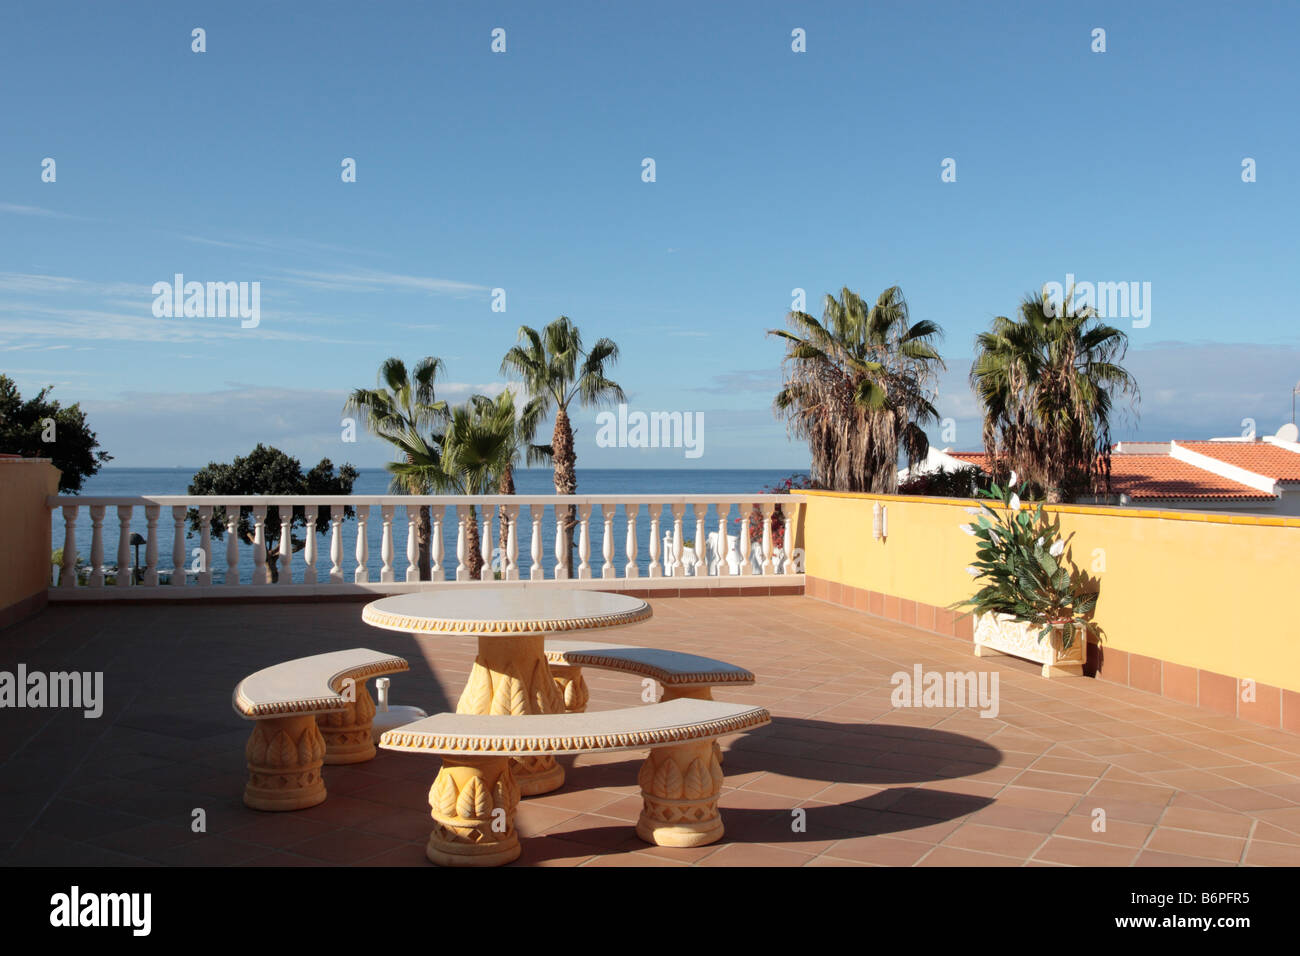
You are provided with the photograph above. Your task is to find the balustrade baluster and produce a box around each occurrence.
[624,502,639,578]
[431,507,443,580]
[577,504,592,579]
[354,506,370,583]
[277,505,293,584]
[505,504,520,580]
[737,507,751,576]
[225,506,241,586]
[143,505,159,586]
[554,507,568,579]
[455,506,468,581]
[647,506,661,578]
[760,502,775,575]
[601,504,615,579]
[171,505,187,589]
[251,506,268,585]
[328,505,344,583]
[380,505,395,583]
[479,512,491,581]
[89,505,105,587]
[669,503,685,577]
[304,512,318,584]
[693,506,707,577]
[197,505,213,585]
[529,505,543,581]
[60,505,78,587]
[115,505,134,587]
[715,502,730,576]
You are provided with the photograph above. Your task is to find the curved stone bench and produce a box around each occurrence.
[543,640,756,712]
[379,698,771,866]
[232,648,410,811]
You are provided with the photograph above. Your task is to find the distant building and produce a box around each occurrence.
[904,424,1300,514]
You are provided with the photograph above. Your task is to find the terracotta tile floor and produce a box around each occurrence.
[3,595,1300,866]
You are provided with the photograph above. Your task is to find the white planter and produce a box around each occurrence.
[973,613,1085,679]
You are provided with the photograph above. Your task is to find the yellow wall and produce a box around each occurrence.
[798,490,1300,693]
[0,459,61,618]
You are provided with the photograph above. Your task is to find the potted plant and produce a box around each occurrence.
[954,473,1097,678]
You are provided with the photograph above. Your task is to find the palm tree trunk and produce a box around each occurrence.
[552,408,577,577]
[417,506,432,580]
[497,463,514,575]
[465,505,483,580]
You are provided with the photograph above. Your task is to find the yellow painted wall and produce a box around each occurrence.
[0,459,60,616]
[797,490,1300,692]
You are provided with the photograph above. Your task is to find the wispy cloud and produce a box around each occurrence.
[0,202,87,221]
[277,268,488,296]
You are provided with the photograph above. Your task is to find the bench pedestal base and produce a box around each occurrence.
[636,740,725,848]
[243,714,328,811]
[426,755,521,867]
[318,679,379,765]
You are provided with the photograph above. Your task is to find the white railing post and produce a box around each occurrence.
[251,505,268,585]
[329,505,344,583]
[529,504,543,581]
[760,501,775,575]
[197,505,213,585]
[304,511,318,584]
[455,506,468,582]
[647,505,661,578]
[276,506,293,584]
[553,505,568,579]
[89,505,105,587]
[380,505,395,583]
[693,506,707,577]
[60,505,78,587]
[115,505,133,587]
[143,505,159,586]
[577,503,592,579]
[354,505,370,583]
[479,512,492,581]
[624,502,639,578]
[738,506,752,576]
[669,503,685,577]
[430,507,443,581]
[505,503,520,580]
[225,505,241,586]
[405,509,419,582]
[715,501,730,576]
[601,503,615,579]
[171,505,187,588]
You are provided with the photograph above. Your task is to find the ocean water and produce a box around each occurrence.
[53,468,806,584]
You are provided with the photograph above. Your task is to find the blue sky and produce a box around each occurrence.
[2,1,1298,469]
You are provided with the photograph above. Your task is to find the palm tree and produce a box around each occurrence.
[501,317,625,576]
[490,390,552,566]
[770,286,945,493]
[391,392,520,580]
[970,288,1139,503]
[343,357,447,579]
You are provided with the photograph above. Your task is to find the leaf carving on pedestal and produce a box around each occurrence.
[684,758,710,799]
[653,758,683,799]
[637,757,655,793]
[246,726,268,764]
[433,773,458,818]
[269,730,296,769]
[458,661,493,714]
[456,776,490,820]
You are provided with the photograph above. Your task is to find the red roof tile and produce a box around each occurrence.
[1176,441,1300,483]
[942,451,1273,501]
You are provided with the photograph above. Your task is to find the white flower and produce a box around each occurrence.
[1009,493,1021,511]
[959,524,976,536]
[964,507,981,515]
[1008,470,1018,488]
[1050,540,1065,558]
[1035,536,1044,548]
[965,566,980,577]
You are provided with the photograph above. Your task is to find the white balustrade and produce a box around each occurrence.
[45,493,805,595]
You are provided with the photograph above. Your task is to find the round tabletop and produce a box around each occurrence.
[361,587,653,636]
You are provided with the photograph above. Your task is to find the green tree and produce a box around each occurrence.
[501,317,624,576]
[187,444,358,583]
[770,286,944,493]
[970,289,1139,503]
[0,375,111,492]
[344,357,448,579]
[389,391,525,580]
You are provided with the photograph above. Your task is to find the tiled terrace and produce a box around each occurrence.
[3,595,1300,867]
